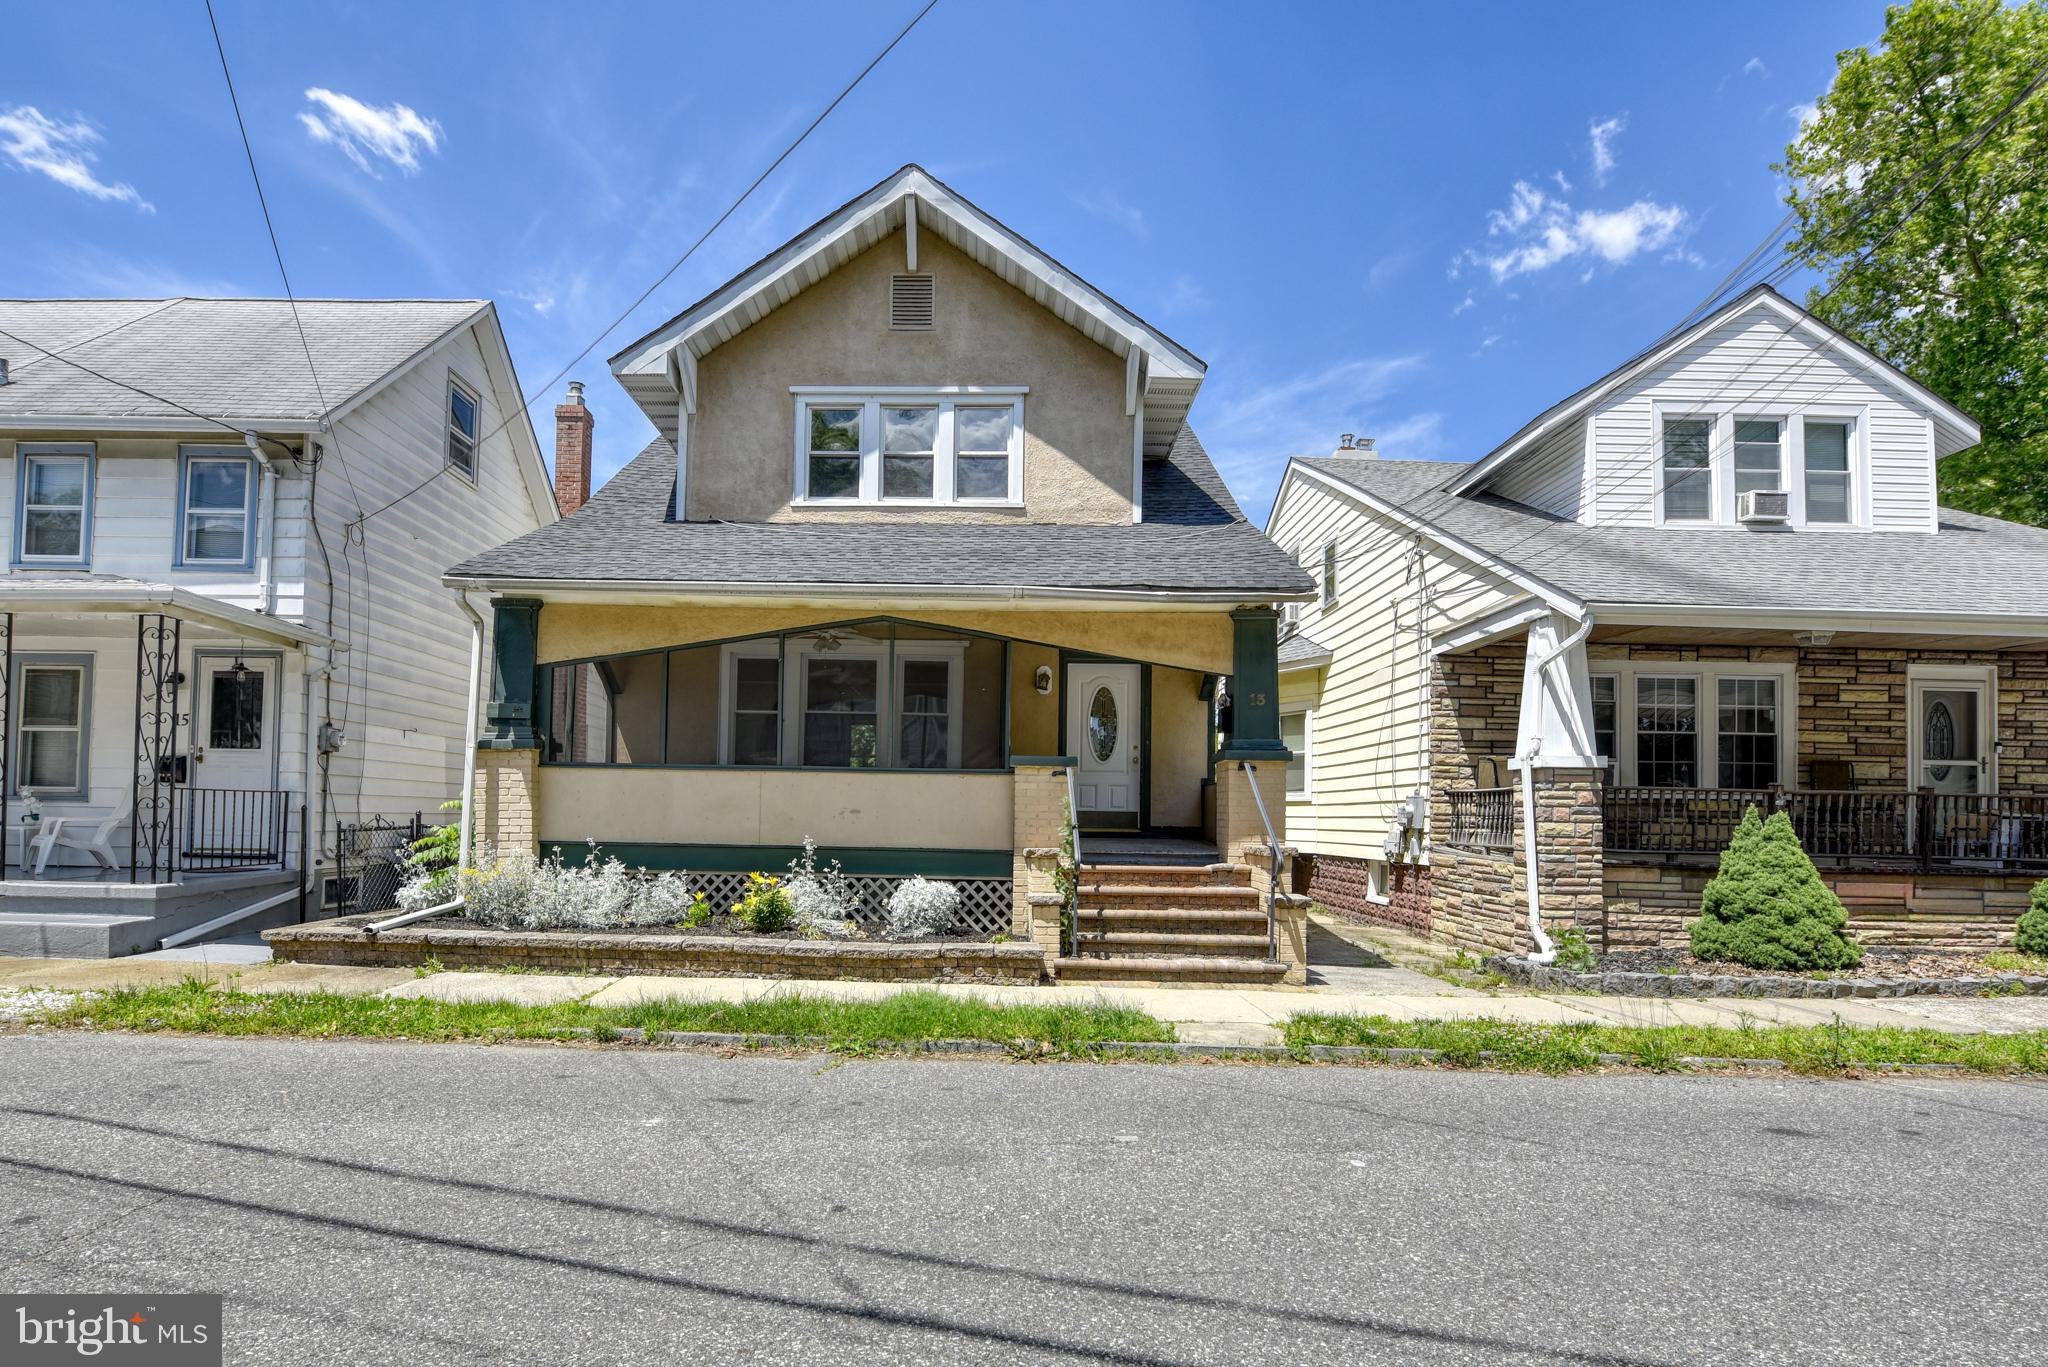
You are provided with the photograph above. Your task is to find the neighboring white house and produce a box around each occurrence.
[0,298,556,954]
[1269,284,2048,955]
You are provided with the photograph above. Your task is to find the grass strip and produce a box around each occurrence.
[1283,1013,2048,1076]
[37,981,1175,1057]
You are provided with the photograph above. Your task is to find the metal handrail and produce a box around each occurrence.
[1238,761,1282,961]
[1062,765,1083,958]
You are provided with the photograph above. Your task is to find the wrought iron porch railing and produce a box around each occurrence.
[176,787,296,872]
[1603,786,2048,871]
[1445,787,1516,853]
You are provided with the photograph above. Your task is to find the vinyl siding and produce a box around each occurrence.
[1485,417,1585,519]
[1589,304,1938,530]
[1268,469,1522,861]
[304,326,545,827]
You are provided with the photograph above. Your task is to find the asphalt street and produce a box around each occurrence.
[1,1033,2043,1365]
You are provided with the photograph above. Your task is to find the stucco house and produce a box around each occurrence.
[0,298,556,954]
[1268,284,2048,957]
[445,166,1316,983]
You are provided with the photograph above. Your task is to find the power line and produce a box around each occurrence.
[347,0,945,533]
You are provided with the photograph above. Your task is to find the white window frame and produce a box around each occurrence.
[1320,542,1339,609]
[1364,859,1391,905]
[14,444,94,567]
[1589,671,1619,778]
[1596,660,1796,790]
[790,387,1026,508]
[446,371,481,484]
[1650,403,1869,529]
[1906,661,1999,794]
[717,636,969,769]
[1281,706,1312,799]
[175,447,258,567]
[11,654,92,801]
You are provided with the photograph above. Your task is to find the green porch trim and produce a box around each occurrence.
[1227,606,1287,756]
[543,842,1013,878]
[482,597,542,750]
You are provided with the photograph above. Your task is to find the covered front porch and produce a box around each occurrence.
[1428,612,2048,954]
[0,581,320,956]
[467,596,1304,982]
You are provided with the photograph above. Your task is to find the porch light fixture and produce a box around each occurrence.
[1034,665,1053,695]
[231,656,251,685]
[1794,631,1835,648]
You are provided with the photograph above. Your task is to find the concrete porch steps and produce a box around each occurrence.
[1075,906,1270,934]
[1073,930,1271,958]
[1051,954,1290,984]
[1078,863,1251,888]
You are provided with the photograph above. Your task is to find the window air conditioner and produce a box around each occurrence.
[1737,489,1791,524]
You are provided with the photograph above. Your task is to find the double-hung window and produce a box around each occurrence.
[177,448,256,566]
[727,653,781,766]
[12,655,91,799]
[1635,676,1699,788]
[1716,677,1779,789]
[1321,543,1339,608]
[446,373,480,480]
[794,389,1024,505]
[1590,675,1618,777]
[1803,419,1853,524]
[14,446,93,566]
[1659,419,1713,522]
[1733,419,1783,497]
[1281,710,1310,798]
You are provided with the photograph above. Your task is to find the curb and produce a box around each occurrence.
[567,1028,1984,1074]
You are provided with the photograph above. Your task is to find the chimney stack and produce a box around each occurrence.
[554,380,593,515]
[1333,433,1379,459]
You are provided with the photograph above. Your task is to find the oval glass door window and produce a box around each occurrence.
[1925,699,1956,783]
[1088,687,1118,762]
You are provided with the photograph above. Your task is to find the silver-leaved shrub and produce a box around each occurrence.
[785,836,858,937]
[398,841,694,931]
[885,877,959,940]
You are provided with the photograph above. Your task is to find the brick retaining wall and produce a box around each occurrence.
[1300,853,1433,934]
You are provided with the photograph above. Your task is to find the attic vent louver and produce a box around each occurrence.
[890,273,935,330]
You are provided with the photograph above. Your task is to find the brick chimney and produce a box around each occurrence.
[553,380,594,514]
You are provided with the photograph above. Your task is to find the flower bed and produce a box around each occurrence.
[1490,945,2048,999]
[264,915,1047,984]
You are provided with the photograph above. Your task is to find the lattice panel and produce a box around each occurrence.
[689,871,1013,939]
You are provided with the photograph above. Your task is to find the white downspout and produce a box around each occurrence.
[1518,611,1595,965]
[244,432,280,615]
[364,590,484,934]
[302,646,332,905]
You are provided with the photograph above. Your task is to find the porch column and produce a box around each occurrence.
[1515,612,1601,768]
[474,598,541,857]
[1225,606,1286,756]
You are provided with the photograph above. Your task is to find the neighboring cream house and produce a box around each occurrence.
[1269,284,2048,954]
[0,298,556,954]
[447,166,1316,983]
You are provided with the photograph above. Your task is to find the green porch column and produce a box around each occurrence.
[1222,605,1288,758]
[482,597,542,750]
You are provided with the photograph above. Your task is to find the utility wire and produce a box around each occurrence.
[345,0,945,533]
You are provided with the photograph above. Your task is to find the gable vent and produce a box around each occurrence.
[890,273,935,330]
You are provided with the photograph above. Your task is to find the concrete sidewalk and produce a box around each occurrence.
[9,951,2048,1047]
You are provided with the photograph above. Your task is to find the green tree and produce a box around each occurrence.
[1691,808,1864,972]
[1779,0,2048,525]
[2017,879,2048,956]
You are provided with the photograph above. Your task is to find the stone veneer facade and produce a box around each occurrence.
[1423,636,2048,956]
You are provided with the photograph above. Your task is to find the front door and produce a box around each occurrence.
[1912,675,1994,795]
[186,654,279,855]
[1068,661,1140,829]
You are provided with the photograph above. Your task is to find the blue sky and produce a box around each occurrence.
[2,1,1890,520]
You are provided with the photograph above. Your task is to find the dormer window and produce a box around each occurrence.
[792,387,1025,506]
[1803,420,1852,524]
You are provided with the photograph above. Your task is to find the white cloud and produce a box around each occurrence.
[1471,334,1501,357]
[1162,274,1209,315]
[1790,100,1820,130]
[1451,290,1476,316]
[0,105,150,210]
[1071,188,1147,237]
[1372,411,1445,456]
[1461,180,1690,283]
[1588,114,1626,185]
[1551,169,1573,193]
[298,88,442,175]
[1367,252,1412,290]
[1197,354,1429,514]
[1743,57,1770,78]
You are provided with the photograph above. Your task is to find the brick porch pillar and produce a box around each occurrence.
[474,597,543,856]
[1010,758,1073,960]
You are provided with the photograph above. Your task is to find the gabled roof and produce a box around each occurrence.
[0,298,486,427]
[607,165,1205,459]
[1446,284,1983,498]
[0,296,559,528]
[1290,456,2048,625]
[445,424,1313,602]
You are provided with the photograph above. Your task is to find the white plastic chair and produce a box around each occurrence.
[26,791,132,877]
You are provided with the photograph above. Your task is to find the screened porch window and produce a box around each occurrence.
[803,657,880,768]
[730,656,780,766]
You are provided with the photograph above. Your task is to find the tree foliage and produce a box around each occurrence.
[1779,0,2048,524]
[1691,809,1864,971]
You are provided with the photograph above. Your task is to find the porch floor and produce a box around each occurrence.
[0,869,300,958]
[1077,836,1220,867]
